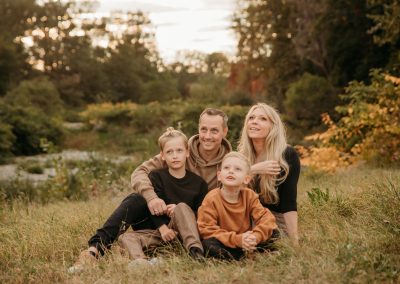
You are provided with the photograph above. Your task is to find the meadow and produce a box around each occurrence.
[0,165,399,283]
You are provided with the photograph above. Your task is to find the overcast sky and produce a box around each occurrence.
[98,0,237,62]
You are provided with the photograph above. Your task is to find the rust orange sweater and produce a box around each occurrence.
[197,187,277,248]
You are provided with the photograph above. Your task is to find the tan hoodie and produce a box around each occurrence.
[131,134,232,202]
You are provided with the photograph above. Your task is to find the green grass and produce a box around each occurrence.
[0,166,399,283]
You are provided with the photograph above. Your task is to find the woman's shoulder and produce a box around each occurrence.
[284,145,300,162]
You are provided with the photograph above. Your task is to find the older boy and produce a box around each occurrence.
[118,127,207,264]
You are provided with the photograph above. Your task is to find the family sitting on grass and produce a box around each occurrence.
[68,103,300,273]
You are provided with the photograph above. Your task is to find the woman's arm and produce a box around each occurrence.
[250,160,281,176]
[283,211,299,244]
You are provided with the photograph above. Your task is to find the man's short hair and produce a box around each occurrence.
[199,108,228,128]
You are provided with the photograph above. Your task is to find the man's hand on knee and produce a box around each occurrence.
[147,197,167,215]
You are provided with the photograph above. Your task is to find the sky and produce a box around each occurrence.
[97,0,237,63]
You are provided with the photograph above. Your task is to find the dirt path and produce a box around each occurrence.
[0,150,135,183]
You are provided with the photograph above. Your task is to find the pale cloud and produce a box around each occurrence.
[98,0,236,62]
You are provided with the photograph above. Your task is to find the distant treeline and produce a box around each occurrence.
[0,0,399,165]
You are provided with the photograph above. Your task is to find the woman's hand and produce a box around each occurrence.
[251,160,281,176]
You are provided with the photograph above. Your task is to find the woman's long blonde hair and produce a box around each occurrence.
[238,103,289,204]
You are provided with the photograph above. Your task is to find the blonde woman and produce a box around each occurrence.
[238,103,300,243]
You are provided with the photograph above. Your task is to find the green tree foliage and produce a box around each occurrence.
[3,77,63,117]
[309,70,400,165]
[0,101,64,156]
[190,74,227,104]
[0,0,36,96]
[0,122,15,158]
[367,0,400,73]
[284,73,337,134]
[233,0,301,108]
[232,0,394,135]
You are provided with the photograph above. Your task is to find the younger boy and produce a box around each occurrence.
[197,152,277,260]
[118,127,208,265]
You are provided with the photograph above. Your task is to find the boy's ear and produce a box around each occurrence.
[160,152,165,161]
[243,174,252,185]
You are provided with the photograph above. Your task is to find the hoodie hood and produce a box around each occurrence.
[188,134,232,167]
[187,134,232,190]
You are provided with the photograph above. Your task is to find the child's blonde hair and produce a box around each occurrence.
[158,127,188,151]
[221,151,251,174]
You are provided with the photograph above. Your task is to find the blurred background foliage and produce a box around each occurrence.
[0,0,398,170]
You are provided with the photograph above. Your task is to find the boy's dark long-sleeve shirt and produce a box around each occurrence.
[148,168,208,229]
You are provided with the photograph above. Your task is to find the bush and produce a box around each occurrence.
[302,70,400,168]
[3,77,64,117]
[130,102,174,133]
[0,121,15,158]
[221,105,248,148]
[80,102,139,126]
[0,102,64,155]
[284,73,337,134]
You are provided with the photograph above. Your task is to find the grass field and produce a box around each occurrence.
[0,166,399,283]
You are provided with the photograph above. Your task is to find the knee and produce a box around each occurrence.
[118,233,139,248]
[175,202,191,211]
[123,193,147,208]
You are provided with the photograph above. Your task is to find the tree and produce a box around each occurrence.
[367,0,400,73]
[284,73,337,136]
[232,0,301,108]
[3,77,63,117]
[0,0,36,96]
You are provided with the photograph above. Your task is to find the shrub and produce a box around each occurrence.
[284,73,337,134]
[304,70,400,167]
[221,105,248,147]
[130,102,174,133]
[80,102,139,126]
[3,77,64,117]
[0,121,15,158]
[0,102,64,155]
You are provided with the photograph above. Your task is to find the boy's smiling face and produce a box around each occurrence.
[160,136,189,170]
[218,156,251,189]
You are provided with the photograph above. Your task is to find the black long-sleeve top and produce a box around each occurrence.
[250,146,301,213]
[149,168,208,228]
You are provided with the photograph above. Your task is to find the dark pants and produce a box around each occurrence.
[88,193,155,255]
[202,230,280,261]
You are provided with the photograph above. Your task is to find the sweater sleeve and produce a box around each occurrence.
[197,196,243,248]
[277,146,301,213]
[249,193,278,244]
[131,154,167,202]
[193,179,209,213]
[148,171,170,228]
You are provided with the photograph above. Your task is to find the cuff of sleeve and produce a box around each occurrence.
[141,189,158,203]
[234,234,243,248]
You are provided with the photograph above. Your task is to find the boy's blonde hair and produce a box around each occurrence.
[221,151,251,174]
[158,127,188,151]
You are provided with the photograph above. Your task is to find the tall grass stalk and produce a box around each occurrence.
[0,167,399,283]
